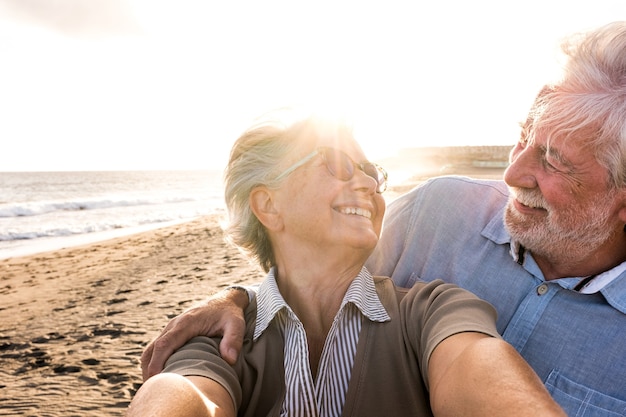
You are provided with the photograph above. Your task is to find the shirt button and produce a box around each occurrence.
[537,284,549,295]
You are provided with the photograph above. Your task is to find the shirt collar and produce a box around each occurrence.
[580,262,626,313]
[482,207,626,314]
[254,266,390,340]
[598,268,626,313]
[578,261,626,294]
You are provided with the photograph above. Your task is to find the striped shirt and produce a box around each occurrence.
[254,266,390,417]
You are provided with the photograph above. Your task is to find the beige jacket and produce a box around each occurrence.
[164,277,499,417]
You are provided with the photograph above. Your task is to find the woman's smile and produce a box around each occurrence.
[337,206,373,220]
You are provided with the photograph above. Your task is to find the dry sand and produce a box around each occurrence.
[0,215,262,416]
[0,170,504,416]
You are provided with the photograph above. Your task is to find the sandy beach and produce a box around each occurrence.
[0,170,504,416]
[0,215,263,416]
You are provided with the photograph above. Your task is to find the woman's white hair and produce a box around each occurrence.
[223,109,353,272]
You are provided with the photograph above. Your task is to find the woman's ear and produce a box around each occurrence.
[250,186,283,231]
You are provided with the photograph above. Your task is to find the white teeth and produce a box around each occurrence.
[517,197,544,209]
[340,207,372,219]
[511,189,545,209]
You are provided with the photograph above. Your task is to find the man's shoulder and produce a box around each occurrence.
[394,175,509,213]
[421,175,508,195]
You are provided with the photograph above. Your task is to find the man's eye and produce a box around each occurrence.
[543,156,560,171]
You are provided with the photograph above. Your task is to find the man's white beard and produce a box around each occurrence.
[504,188,616,264]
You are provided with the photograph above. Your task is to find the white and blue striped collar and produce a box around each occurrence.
[254,266,390,340]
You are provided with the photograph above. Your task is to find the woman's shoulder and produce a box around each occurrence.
[373,276,490,313]
[372,275,410,307]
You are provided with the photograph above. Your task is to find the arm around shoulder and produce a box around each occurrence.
[141,286,251,380]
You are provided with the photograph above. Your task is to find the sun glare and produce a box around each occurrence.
[2,0,624,172]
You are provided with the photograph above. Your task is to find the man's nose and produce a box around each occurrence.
[503,144,539,189]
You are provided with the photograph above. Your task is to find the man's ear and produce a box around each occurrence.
[250,186,283,231]
[620,201,626,223]
[615,188,626,228]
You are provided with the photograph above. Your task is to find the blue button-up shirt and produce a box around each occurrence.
[367,176,626,417]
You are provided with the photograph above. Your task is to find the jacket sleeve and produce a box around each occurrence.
[400,279,500,389]
[162,335,242,409]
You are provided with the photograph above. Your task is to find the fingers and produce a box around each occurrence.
[141,330,185,381]
[140,288,252,379]
[140,342,155,380]
[140,313,199,380]
[218,314,246,365]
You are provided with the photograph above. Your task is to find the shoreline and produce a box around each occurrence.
[0,218,204,261]
[0,165,505,262]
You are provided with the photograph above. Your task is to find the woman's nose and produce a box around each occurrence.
[352,167,377,194]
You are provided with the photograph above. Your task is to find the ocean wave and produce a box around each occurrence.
[0,211,212,242]
[0,196,200,219]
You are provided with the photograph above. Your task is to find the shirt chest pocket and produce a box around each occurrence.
[545,370,626,417]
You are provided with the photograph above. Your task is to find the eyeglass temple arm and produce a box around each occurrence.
[275,150,319,181]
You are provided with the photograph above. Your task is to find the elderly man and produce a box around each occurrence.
[141,22,626,416]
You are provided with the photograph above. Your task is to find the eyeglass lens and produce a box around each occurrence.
[322,149,386,193]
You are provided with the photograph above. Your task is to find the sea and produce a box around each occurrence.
[0,170,226,260]
[0,157,429,261]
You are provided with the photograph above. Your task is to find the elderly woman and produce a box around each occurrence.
[127,112,564,417]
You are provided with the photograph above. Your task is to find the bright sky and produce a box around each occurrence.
[1,0,625,172]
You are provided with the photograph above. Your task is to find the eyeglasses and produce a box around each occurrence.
[275,147,388,193]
